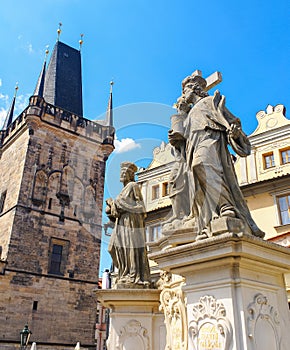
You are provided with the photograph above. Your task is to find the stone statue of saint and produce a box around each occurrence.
[106,162,151,288]
[168,74,264,239]
[163,96,191,230]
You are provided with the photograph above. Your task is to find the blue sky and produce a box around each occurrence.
[0,0,289,273]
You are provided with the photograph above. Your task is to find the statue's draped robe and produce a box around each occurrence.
[108,181,150,284]
[184,91,263,237]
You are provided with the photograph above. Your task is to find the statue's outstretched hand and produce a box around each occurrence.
[228,124,241,139]
[168,130,185,147]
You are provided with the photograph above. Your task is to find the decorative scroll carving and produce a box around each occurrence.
[189,295,232,350]
[116,320,149,350]
[247,293,280,349]
[159,278,187,350]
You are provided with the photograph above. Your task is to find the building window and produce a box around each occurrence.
[96,308,100,324]
[48,238,70,275]
[0,190,7,213]
[263,152,275,169]
[152,185,160,200]
[49,244,63,274]
[278,194,290,225]
[280,148,290,165]
[147,224,162,242]
[162,182,170,197]
[32,301,38,311]
[101,306,107,324]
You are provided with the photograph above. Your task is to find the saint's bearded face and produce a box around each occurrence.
[120,168,133,183]
[183,83,196,103]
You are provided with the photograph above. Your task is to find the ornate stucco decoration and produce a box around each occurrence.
[189,295,232,350]
[159,278,187,350]
[116,320,149,350]
[247,293,281,349]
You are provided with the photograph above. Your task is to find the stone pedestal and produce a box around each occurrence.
[96,289,165,350]
[150,232,290,350]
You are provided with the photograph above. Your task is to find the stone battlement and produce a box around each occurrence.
[0,95,114,148]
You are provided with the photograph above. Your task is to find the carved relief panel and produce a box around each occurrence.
[247,293,280,350]
[189,295,232,350]
[116,320,149,350]
[159,278,187,350]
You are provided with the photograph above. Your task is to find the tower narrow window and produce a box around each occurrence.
[48,198,52,209]
[0,190,7,213]
[48,238,70,276]
[49,244,63,275]
[33,301,38,311]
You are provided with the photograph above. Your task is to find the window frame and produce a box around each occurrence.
[0,190,7,214]
[280,147,290,165]
[162,182,170,197]
[48,238,70,276]
[277,194,290,226]
[151,185,160,200]
[263,152,275,169]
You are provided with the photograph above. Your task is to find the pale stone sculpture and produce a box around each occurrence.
[168,73,265,239]
[106,162,151,288]
[163,96,191,230]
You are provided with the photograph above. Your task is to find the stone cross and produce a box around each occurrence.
[191,69,222,91]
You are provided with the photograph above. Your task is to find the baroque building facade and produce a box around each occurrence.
[0,40,114,349]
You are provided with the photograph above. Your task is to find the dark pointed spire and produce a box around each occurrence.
[34,48,49,97]
[43,40,83,116]
[2,84,18,130]
[105,81,114,127]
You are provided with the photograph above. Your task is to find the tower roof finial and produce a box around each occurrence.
[57,22,62,41]
[79,34,84,51]
[45,45,49,60]
[14,82,19,97]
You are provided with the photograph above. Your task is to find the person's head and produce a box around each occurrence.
[176,96,191,113]
[182,75,208,103]
[120,162,137,184]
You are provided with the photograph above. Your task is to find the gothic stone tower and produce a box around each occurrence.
[0,41,114,349]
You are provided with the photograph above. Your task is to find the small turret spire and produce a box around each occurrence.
[2,84,18,130]
[34,47,49,97]
[105,81,114,127]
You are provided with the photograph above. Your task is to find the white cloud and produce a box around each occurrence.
[0,78,2,87]
[114,138,141,154]
[0,93,9,102]
[27,43,34,54]
[0,107,8,128]
[15,94,30,114]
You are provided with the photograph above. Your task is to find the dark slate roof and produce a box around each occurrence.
[34,60,46,98]
[43,41,83,116]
